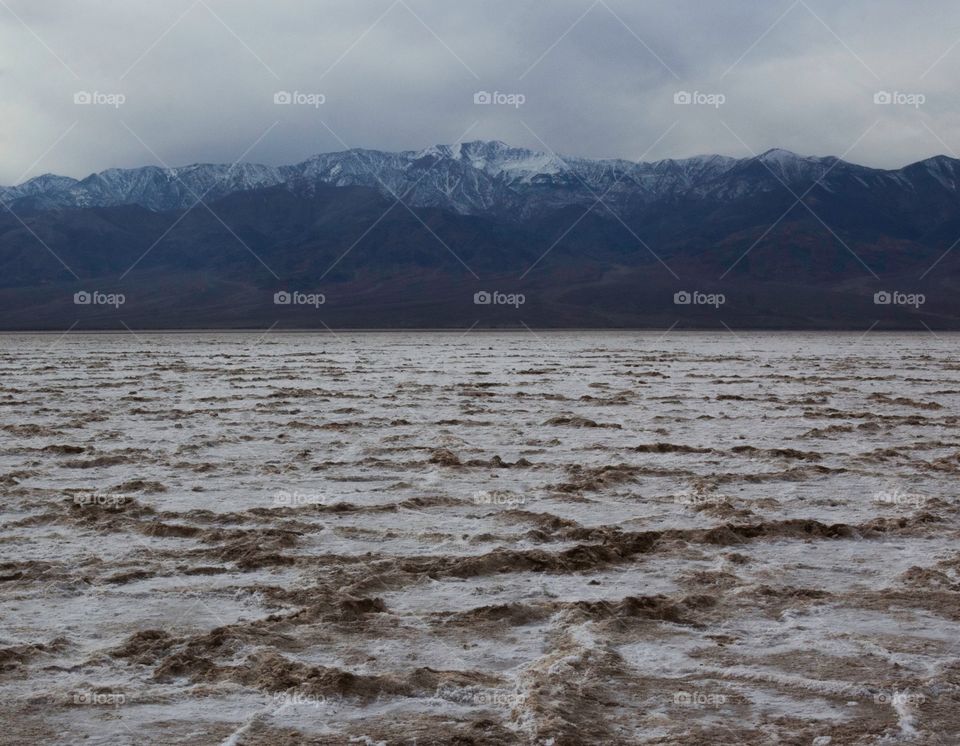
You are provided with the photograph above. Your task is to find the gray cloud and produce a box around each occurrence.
[2,0,959,185]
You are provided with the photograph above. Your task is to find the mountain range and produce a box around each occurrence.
[1,141,958,330]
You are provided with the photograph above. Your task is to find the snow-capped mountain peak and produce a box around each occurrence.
[757,147,803,163]
[2,141,955,220]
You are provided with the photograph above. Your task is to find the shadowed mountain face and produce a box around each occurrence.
[1,142,959,330]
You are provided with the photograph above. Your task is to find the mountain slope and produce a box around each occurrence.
[2,142,960,329]
[0,141,900,218]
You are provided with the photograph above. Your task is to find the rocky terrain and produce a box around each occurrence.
[1,331,959,744]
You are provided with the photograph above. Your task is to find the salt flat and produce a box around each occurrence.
[1,331,958,744]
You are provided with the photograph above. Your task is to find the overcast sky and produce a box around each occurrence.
[2,0,959,185]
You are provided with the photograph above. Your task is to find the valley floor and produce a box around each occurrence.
[1,332,959,744]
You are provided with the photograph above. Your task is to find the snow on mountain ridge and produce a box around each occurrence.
[2,142,956,218]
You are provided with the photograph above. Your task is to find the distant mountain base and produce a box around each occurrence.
[2,267,954,331]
